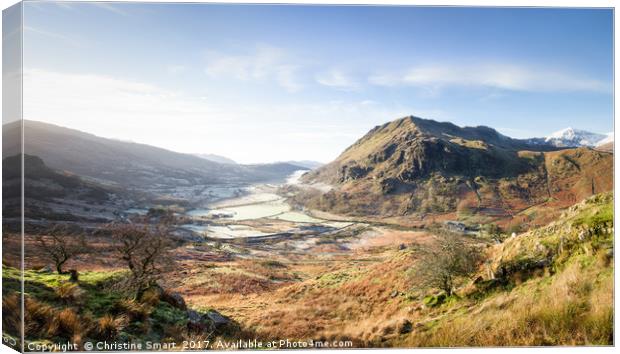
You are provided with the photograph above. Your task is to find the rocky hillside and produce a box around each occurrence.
[2,154,120,222]
[299,116,612,220]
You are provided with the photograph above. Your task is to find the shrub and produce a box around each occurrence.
[35,224,87,274]
[108,223,174,299]
[412,233,483,296]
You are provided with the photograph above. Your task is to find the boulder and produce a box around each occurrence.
[162,291,187,310]
[206,310,231,330]
[187,310,213,333]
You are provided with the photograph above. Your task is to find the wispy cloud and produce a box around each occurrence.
[275,65,303,92]
[204,44,304,92]
[54,2,76,11]
[90,2,129,16]
[315,69,360,90]
[24,26,82,47]
[369,62,611,94]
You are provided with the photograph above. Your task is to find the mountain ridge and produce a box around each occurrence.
[298,115,613,223]
[2,120,306,188]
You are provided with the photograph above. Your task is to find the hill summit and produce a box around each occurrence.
[299,116,612,223]
[305,116,552,185]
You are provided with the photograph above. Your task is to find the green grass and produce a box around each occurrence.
[2,266,229,346]
[573,202,613,228]
[3,268,128,316]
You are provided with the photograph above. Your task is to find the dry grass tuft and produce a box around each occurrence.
[92,314,129,340]
[111,299,151,322]
[55,283,85,305]
[47,308,87,344]
[140,287,162,306]
[3,294,22,336]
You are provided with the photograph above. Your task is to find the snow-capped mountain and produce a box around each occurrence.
[544,128,606,147]
[595,132,614,147]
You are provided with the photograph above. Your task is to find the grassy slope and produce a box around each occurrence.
[400,193,614,347]
[231,193,613,347]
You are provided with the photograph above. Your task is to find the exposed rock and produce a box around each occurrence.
[380,177,400,194]
[398,319,413,334]
[339,164,372,182]
[206,310,232,332]
[161,291,187,310]
[187,309,214,333]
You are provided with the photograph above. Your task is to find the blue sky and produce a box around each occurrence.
[21,2,613,163]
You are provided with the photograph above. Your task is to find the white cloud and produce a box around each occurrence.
[315,69,359,90]
[23,68,223,147]
[204,44,303,92]
[369,62,611,94]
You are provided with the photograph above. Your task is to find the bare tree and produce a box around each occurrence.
[413,232,482,296]
[36,224,87,274]
[109,222,174,299]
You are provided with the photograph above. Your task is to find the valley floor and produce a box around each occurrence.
[3,177,614,349]
[159,191,615,347]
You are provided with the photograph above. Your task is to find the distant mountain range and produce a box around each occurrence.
[2,120,307,189]
[526,127,613,148]
[281,160,324,170]
[194,154,323,170]
[299,116,613,220]
[193,153,237,165]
